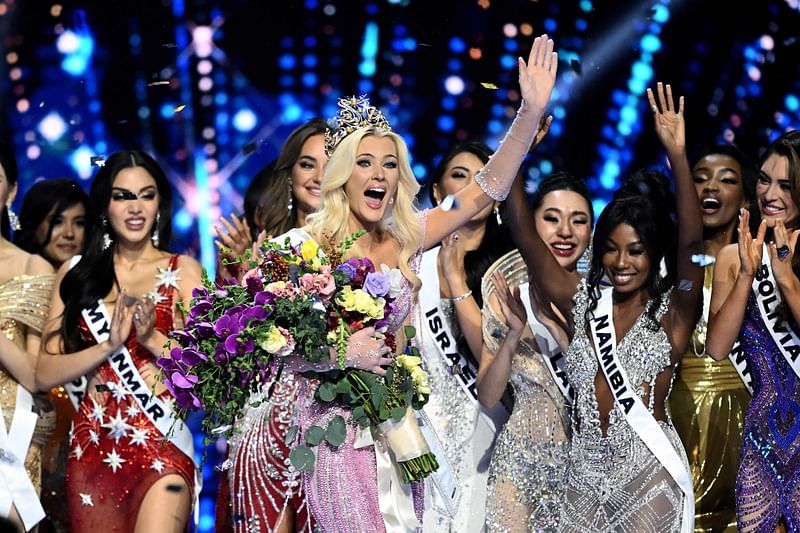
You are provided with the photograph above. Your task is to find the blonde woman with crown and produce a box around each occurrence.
[227,34,558,533]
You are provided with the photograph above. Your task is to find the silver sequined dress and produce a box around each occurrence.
[481,251,570,533]
[557,280,689,532]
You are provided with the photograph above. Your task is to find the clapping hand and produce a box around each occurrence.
[492,271,527,335]
[737,209,767,278]
[769,218,800,284]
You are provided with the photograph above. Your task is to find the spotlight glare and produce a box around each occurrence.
[38,112,68,142]
[444,75,465,95]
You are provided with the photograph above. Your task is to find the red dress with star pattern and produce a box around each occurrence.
[65,256,195,531]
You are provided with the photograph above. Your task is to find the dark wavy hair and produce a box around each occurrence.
[586,169,677,329]
[762,130,800,309]
[253,118,327,237]
[15,179,91,265]
[531,170,595,222]
[57,150,173,352]
[0,140,19,240]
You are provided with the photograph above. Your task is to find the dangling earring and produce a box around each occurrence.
[151,212,161,247]
[101,216,113,250]
[6,205,20,231]
[494,204,502,226]
[287,180,293,214]
[389,197,395,206]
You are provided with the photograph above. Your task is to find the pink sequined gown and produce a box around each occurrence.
[302,232,426,532]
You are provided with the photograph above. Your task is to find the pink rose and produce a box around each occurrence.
[300,272,336,300]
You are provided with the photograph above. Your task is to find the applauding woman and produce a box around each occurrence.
[706,130,800,532]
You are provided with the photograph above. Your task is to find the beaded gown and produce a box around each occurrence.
[415,248,509,532]
[734,291,800,532]
[66,256,196,531]
[481,251,569,532]
[558,280,689,532]
[0,273,56,526]
[669,266,748,532]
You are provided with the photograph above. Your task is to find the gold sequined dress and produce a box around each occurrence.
[481,251,570,532]
[669,266,750,532]
[0,273,56,499]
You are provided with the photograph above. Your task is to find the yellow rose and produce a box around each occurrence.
[352,289,375,314]
[261,326,288,354]
[301,239,319,262]
[327,330,338,343]
[336,286,358,310]
[265,281,286,293]
[396,354,421,370]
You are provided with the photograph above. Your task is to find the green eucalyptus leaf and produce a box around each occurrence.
[318,382,337,402]
[325,415,347,447]
[284,425,300,446]
[404,325,416,340]
[289,445,316,471]
[304,425,326,446]
[334,379,353,395]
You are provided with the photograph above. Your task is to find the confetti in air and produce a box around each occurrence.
[147,80,170,87]
[480,82,499,90]
[440,194,460,211]
[691,254,716,267]
[173,104,186,113]
[90,156,106,167]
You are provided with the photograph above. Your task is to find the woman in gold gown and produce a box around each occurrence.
[668,145,758,532]
[0,141,56,531]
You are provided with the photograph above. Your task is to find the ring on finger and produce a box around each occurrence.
[777,244,791,261]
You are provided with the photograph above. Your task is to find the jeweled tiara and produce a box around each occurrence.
[324,95,392,157]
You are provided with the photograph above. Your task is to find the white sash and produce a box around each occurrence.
[753,246,800,374]
[64,255,87,410]
[589,288,694,533]
[418,248,506,518]
[81,299,196,465]
[519,282,574,403]
[0,386,46,531]
[728,341,753,394]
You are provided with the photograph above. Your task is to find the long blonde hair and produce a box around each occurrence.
[306,126,423,294]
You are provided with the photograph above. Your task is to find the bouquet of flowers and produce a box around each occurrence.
[159,231,438,482]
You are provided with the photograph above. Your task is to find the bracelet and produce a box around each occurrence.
[450,290,473,302]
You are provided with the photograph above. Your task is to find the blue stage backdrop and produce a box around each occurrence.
[1,0,799,530]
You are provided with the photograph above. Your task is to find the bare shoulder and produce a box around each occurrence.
[715,243,740,281]
[25,252,55,276]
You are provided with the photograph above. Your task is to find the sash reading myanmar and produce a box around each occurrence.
[81,299,196,466]
[589,287,694,533]
[753,245,800,375]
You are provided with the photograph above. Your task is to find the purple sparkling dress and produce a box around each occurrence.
[736,292,800,532]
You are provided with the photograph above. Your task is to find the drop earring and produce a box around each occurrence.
[287,180,293,214]
[151,212,161,247]
[494,204,502,226]
[101,216,113,250]
[6,205,20,231]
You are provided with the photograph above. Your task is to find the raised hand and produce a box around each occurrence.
[738,209,767,278]
[439,232,467,294]
[647,82,685,155]
[531,114,553,151]
[108,288,134,352]
[492,271,527,334]
[519,34,558,112]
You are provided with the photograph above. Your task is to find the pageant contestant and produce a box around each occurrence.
[37,150,202,532]
[668,145,758,531]
[706,130,800,532]
[480,171,593,532]
[16,177,92,533]
[0,141,57,532]
[221,118,328,533]
[505,83,702,532]
[415,141,512,532]
[251,34,557,532]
